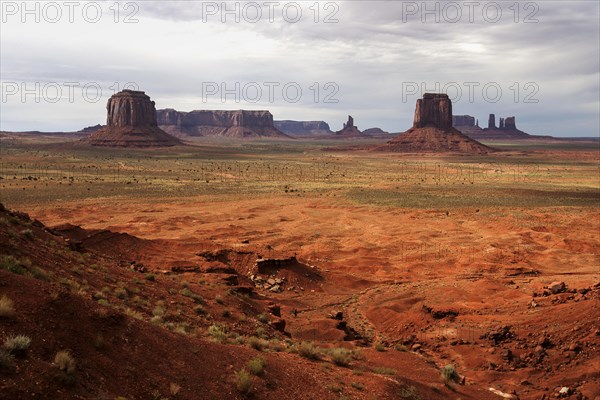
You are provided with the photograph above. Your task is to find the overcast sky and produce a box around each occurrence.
[1,0,598,136]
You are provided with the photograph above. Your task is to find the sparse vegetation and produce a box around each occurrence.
[351,382,364,391]
[234,369,252,394]
[298,341,321,360]
[207,324,228,343]
[21,228,34,239]
[247,336,268,351]
[247,357,266,376]
[4,335,31,356]
[440,364,460,386]
[372,367,396,375]
[0,295,15,318]
[375,343,386,352]
[215,294,224,304]
[257,313,268,323]
[395,344,408,352]
[329,348,351,366]
[145,273,156,281]
[0,255,27,275]
[54,350,76,384]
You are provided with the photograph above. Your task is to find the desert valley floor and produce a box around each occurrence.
[0,135,598,400]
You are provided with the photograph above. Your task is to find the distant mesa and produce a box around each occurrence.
[157,109,291,138]
[335,115,364,137]
[362,127,392,137]
[83,90,182,147]
[453,113,545,140]
[274,120,333,136]
[375,93,492,153]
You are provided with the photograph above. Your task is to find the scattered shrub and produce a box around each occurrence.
[207,324,228,343]
[222,310,232,318]
[124,308,144,320]
[145,273,156,281]
[180,288,204,304]
[351,382,364,391]
[298,341,321,360]
[170,382,181,396]
[0,255,26,275]
[54,350,76,385]
[114,287,128,300]
[247,336,268,351]
[194,305,207,315]
[372,367,396,375]
[440,364,460,385]
[54,350,76,374]
[0,295,15,318]
[234,369,252,394]
[375,343,386,352]
[21,229,34,239]
[247,357,266,376]
[395,344,408,352]
[4,335,31,356]
[215,295,224,304]
[329,348,351,366]
[257,313,269,323]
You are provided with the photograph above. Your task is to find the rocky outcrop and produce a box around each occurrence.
[362,127,392,137]
[274,120,333,136]
[374,93,492,154]
[83,90,182,147]
[335,115,364,137]
[157,109,290,138]
[413,93,453,129]
[488,114,496,129]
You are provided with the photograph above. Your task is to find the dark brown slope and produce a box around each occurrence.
[0,204,497,400]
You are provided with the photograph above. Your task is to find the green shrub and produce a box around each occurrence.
[257,313,269,323]
[145,273,156,281]
[207,324,228,343]
[194,305,207,315]
[21,229,34,239]
[215,295,224,304]
[4,335,31,356]
[0,295,15,318]
[0,255,27,275]
[351,382,364,391]
[440,364,460,385]
[180,288,204,304]
[234,369,252,394]
[298,341,321,360]
[395,344,408,352]
[247,336,268,351]
[247,357,266,376]
[329,348,351,366]
[375,343,386,352]
[372,367,396,375]
[114,287,128,300]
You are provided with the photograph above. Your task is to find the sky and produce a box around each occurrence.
[0,0,599,136]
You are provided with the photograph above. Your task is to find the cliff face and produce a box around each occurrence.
[274,120,332,136]
[156,109,290,138]
[375,93,492,154]
[413,93,453,130]
[83,90,181,147]
[452,115,476,127]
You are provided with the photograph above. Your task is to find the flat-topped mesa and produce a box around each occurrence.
[413,93,452,130]
[274,120,332,136]
[83,90,182,147]
[106,90,158,128]
[156,109,290,138]
[374,93,493,154]
[452,115,476,127]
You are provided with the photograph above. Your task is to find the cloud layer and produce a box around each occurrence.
[1,0,598,136]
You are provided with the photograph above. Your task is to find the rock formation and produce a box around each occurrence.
[156,109,290,138]
[361,127,392,137]
[413,93,453,129]
[274,120,333,136]
[374,93,492,153]
[488,114,496,129]
[454,113,545,140]
[83,90,182,147]
[335,115,364,137]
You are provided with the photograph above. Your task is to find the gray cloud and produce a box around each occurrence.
[0,0,598,136]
